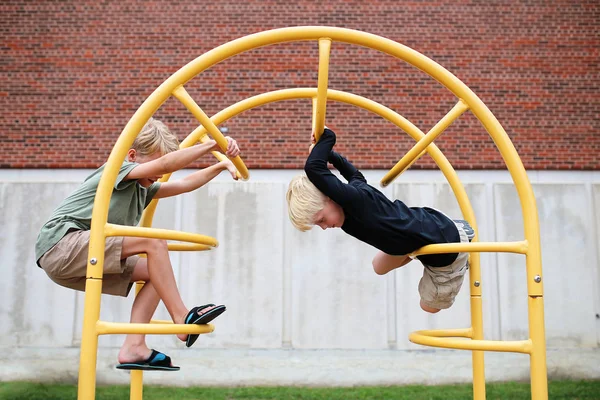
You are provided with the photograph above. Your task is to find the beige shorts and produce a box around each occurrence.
[418,221,469,310]
[38,230,138,297]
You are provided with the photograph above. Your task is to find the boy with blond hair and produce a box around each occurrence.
[287,128,474,313]
[36,118,240,371]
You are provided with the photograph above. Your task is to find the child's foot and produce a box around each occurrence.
[453,219,475,241]
[176,304,227,345]
[117,344,153,365]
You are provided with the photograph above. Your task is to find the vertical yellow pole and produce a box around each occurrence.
[470,295,485,399]
[129,281,146,400]
[312,97,318,134]
[313,38,331,141]
[466,229,484,399]
[77,224,109,399]
[439,140,486,399]
[77,278,103,400]
[130,370,144,400]
[528,295,548,399]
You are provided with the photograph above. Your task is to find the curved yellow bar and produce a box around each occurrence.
[409,331,532,354]
[80,26,546,400]
[159,89,487,394]
[104,223,218,248]
[409,241,528,256]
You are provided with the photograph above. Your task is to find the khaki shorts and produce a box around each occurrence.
[38,230,138,297]
[418,221,469,310]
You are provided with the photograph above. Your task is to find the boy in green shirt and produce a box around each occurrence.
[35,118,240,371]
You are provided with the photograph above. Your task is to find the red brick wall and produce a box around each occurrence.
[2,1,598,170]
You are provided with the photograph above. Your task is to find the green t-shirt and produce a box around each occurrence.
[35,161,160,262]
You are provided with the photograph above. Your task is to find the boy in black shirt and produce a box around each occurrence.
[286,128,474,313]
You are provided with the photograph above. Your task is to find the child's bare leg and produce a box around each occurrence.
[118,258,161,363]
[121,237,217,342]
[372,251,412,275]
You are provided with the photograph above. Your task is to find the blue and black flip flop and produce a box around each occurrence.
[116,349,180,371]
[185,304,226,348]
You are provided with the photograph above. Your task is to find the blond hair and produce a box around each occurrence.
[286,174,327,231]
[131,118,180,156]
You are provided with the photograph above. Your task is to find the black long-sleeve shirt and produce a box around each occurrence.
[304,128,460,268]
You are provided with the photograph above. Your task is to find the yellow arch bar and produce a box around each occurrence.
[104,223,218,247]
[130,86,538,400]
[79,27,546,400]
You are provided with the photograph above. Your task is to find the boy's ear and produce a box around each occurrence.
[127,149,137,162]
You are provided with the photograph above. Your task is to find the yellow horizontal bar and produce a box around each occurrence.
[409,240,528,257]
[167,243,213,252]
[149,319,173,324]
[410,331,532,354]
[96,321,215,336]
[104,223,218,248]
[415,328,473,338]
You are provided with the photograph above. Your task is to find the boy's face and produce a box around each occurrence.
[313,198,345,230]
[127,149,163,187]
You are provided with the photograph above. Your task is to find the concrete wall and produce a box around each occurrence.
[1,169,599,386]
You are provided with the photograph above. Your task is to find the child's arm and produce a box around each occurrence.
[304,128,361,207]
[328,150,366,184]
[125,137,240,181]
[154,159,238,199]
[310,129,365,184]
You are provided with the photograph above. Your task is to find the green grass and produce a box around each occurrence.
[0,380,599,400]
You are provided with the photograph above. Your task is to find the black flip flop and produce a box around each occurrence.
[185,304,226,348]
[116,349,180,371]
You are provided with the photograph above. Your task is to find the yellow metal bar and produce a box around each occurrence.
[313,38,331,141]
[409,241,528,256]
[96,321,215,335]
[411,328,473,338]
[471,294,485,400]
[529,295,548,399]
[130,282,145,400]
[130,372,143,400]
[167,243,213,251]
[312,97,318,134]
[104,223,218,247]
[381,99,469,185]
[77,279,103,399]
[409,332,532,354]
[171,85,249,180]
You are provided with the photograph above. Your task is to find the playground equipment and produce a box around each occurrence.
[78,26,547,399]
